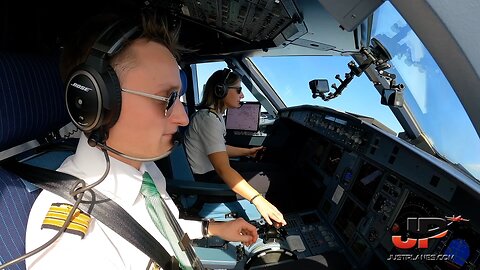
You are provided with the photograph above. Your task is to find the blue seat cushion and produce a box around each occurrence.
[0,168,40,269]
[0,145,75,269]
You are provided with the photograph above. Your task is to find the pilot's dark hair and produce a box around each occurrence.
[60,12,181,83]
[198,68,241,112]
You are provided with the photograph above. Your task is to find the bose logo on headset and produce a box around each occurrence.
[65,19,140,135]
[70,82,92,92]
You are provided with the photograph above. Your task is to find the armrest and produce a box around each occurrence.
[166,179,236,197]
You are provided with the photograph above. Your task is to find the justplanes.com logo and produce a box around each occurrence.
[388,215,469,261]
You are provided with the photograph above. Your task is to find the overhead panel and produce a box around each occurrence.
[180,0,297,43]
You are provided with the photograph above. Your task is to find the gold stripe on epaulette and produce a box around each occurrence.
[41,203,91,238]
[149,262,160,270]
[45,211,90,227]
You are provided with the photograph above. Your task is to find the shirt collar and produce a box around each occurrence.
[140,162,167,195]
[70,133,144,205]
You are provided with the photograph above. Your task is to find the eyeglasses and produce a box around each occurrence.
[121,88,179,117]
[228,86,242,94]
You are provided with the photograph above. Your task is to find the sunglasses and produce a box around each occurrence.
[228,86,242,94]
[121,88,179,117]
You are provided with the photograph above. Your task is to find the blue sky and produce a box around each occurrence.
[195,57,404,134]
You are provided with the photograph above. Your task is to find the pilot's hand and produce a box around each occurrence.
[246,146,265,158]
[251,195,287,227]
[208,218,259,246]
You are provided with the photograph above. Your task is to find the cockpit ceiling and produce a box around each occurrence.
[175,0,297,60]
[0,0,363,59]
[181,0,292,43]
[174,0,363,60]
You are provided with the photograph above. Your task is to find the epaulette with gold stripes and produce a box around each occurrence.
[41,203,91,238]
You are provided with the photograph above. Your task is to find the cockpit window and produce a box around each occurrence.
[195,61,259,105]
[249,56,403,134]
[372,2,480,181]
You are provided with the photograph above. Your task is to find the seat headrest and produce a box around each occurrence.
[0,52,70,152]
[180,69,187,96]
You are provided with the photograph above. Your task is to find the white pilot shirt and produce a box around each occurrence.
[184,109,226,174]
[25,133,203,270]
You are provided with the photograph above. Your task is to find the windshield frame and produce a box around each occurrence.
[372,1,480,181]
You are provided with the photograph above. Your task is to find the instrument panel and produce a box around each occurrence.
[265,105,480,269]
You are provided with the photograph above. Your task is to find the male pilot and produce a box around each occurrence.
[25,13,258,269]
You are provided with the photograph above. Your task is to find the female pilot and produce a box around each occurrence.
[184,68,286,226]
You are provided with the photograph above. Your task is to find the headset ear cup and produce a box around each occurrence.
[66,65,103,132]
[214,68,231,99]
[65,19,138,137]
[214,83,227,99]
[65,64,122,133]
[101,65,122,129]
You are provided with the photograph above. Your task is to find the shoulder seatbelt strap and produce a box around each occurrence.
[3,159,181,270]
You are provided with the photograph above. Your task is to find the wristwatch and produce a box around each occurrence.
[202,219,213,237]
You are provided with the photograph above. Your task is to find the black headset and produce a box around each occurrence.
[65,19,140,138]
[213,68,233,99]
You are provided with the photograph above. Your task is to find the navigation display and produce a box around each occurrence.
[225,102,261,132]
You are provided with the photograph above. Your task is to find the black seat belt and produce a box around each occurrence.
[3,159,181,270]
